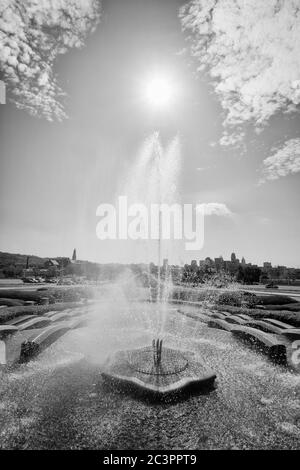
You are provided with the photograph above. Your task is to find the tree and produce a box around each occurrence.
[237,266,261,284]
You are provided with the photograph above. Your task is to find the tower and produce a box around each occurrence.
[72,248,77,261]
[231,252,236,263]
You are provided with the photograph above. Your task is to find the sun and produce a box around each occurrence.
[144,75,174,109]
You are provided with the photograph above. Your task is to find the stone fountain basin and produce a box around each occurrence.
[101,346,216,398]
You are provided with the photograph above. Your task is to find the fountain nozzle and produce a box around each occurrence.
[152,338,163,368]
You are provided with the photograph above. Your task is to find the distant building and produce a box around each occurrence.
[170,265,182,283]
[231,252,236,263]
[191,260,198,270]
[22,268,34,278]
[43,259,60,278]
[263,262,272,268]
[214,257,224,271]
[55,257,71,268]
[204,257,214,267]
[71,248,83,266]
[44,259,59,268]
[278,266,287,277]
[241,257,246,265]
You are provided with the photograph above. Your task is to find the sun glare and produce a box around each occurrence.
[144,75,174,109]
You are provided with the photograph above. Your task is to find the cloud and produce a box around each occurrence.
[180,0,300,143]
[260,138,300,183]
[197,202,233,217]
[0,0,101,120]
[219,131,245,147]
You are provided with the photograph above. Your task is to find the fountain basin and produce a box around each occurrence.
[101,345,216,399]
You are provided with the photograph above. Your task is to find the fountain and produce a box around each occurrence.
[102,337,216,398]
[101,133,217,400]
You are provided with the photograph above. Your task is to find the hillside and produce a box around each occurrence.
[0,251,46,269]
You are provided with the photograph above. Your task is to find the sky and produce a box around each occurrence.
[0,0,300,267]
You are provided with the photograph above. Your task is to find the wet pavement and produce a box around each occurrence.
[0,302,299,449]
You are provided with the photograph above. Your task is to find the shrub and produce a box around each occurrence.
[242,292,260,309]
[203,271,236,289]
[217,291,242,307]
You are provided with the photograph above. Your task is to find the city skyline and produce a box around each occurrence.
[0,247,298,270]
